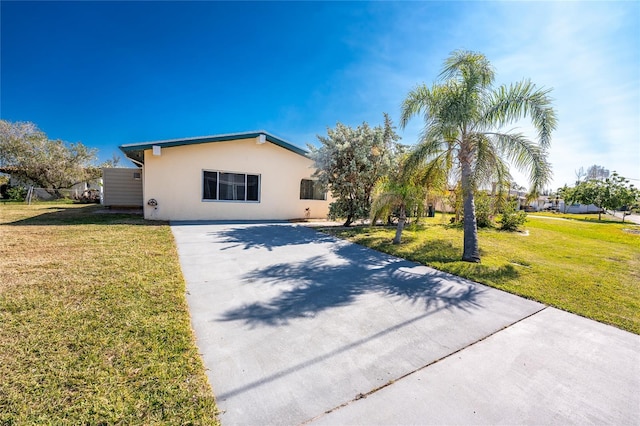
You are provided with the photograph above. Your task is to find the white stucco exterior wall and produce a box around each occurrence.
[141,137,332,221]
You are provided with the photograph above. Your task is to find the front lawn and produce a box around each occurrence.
[324,214,640,334]
[0,202,218,424]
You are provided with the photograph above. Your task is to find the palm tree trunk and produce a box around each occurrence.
[461,162,481,263]
[393,205,406,245]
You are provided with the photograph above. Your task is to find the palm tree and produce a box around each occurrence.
[400,50,557,262]
[370,156,445,244]
[370,180,412,244]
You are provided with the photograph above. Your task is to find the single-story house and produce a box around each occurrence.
[118,130,332,221]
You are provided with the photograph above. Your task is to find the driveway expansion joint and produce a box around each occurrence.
[300,305,549,425]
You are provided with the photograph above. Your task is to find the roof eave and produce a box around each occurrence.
[119,130,309,165]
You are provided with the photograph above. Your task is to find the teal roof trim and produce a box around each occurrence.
[119,131,309,164]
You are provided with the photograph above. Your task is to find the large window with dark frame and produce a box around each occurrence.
[300,179,326,200]
[203,171,260,201]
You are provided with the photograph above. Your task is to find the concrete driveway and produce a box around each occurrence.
[171,222,640,425]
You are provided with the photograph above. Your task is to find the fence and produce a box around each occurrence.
[1,186,100,204]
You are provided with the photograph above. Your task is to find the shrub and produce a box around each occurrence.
[498,202,527,231]
[475,191,495,228]
[6,186,27,201]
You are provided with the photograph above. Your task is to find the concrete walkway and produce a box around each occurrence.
[171,222,640,425]
[608,211,640,225]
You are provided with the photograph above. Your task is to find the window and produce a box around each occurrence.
[133,172,141,180]
[300,179,326,200]
[203,171,260,202]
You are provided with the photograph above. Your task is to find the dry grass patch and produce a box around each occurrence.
[0,202,218,424]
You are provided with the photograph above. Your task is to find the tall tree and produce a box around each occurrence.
[400,50,557,262]
[0,120,100,195]
[309,114,400,226]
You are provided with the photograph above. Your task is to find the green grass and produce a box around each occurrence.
[324,213,640,334]
[0,202,219,424]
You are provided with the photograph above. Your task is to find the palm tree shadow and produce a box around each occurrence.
[397,239,520,285]
[219,241,485,327]
[213,224,336,251]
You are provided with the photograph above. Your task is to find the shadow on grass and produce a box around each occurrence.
[396,239,519,285]
[4,204,155,226]
[325,225,521,287]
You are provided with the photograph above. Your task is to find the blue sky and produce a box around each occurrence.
[1,1,638,189]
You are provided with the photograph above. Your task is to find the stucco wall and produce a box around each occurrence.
[141,138,331,221]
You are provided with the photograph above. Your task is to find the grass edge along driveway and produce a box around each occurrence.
[0,202,219,425]
[323,213,640,335]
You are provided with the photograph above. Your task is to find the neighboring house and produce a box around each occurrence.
[118,131,332,221]
[525,196,601,213]
[562,202,602,214]
[101,167,143,207]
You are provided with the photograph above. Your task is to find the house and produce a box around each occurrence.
[525,196,601,214]
[118,131,332,221]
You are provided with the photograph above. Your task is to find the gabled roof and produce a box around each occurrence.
[119,130,308,164]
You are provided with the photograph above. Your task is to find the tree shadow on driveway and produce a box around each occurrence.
[212,223,337,251]
[219,237,485,327]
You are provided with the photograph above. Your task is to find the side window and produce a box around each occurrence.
[300,179,326,200]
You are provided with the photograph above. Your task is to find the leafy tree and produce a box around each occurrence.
[557,184,577,213]
[600,173,638,222]
[570,173,635,220]
[400,50,557,262]
[573,179,606,218]
[0,120,100,196]
[310,114,400,226]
